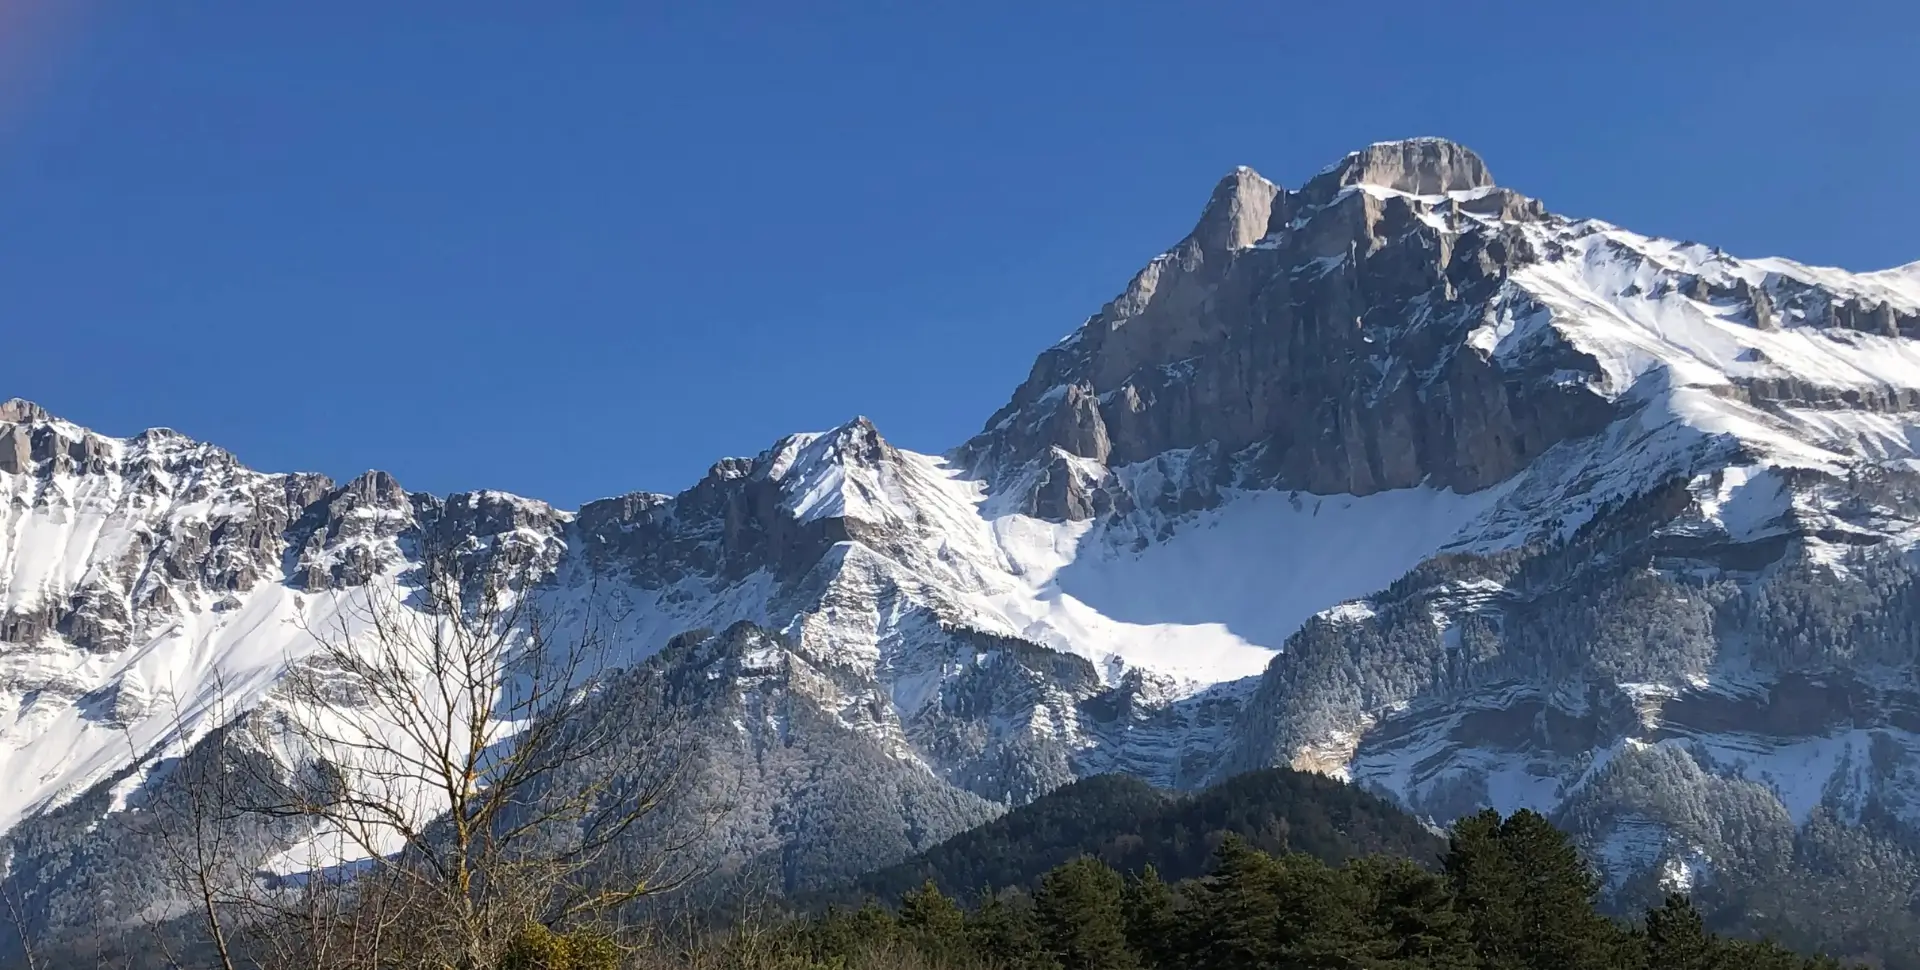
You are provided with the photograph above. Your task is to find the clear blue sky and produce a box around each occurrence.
[2,2,1916,507]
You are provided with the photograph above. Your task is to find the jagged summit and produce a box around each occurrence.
[0,398,48,424]
[340,468,409,506]
[1310,136,1495,195]
[0,398,226,462]
[1188,139,1496,258]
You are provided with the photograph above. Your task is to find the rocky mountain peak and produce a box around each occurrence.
[0,398,48,424]
[0,403,121,477]
[1309,137,1494,197]
[809,415,889,465]
[962,137,1594,508]
[764,416,892,484]
[1190,166,1281,256]
[341,468,409,508]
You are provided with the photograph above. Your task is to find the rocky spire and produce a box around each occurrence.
[1189,166,1281,255]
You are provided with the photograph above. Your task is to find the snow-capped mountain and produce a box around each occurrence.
[8,138,1920,934]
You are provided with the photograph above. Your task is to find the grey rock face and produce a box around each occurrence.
[1310,137,1495,197]
[0,424,30,476]
[0,411,341,655]
[575,452,843,585]
[1025,452,1103,521]
[962,137,1611,514]
[0,399,43,422]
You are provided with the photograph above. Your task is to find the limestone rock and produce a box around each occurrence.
[0,424,29,475]
[961,136,1611,516]
[1317,137,1495,196]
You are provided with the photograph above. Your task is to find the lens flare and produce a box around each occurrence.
[0,0,93,143]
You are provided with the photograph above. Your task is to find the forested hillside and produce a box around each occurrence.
[839,768,1444,903]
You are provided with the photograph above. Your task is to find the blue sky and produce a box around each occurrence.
[2,1,1916,507]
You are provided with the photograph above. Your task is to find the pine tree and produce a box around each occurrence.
[968,888,1056,970]
[1501,810,1620,970]
[900,878,967,953]
[803,899,899,963]
[1352,856,1476,970]
[1035,857,1138,970]
[1445,809,1620,970]
[1446,809,1526,970]
[1265,852,1377,970]
[1120,865,1179,969]
[1720,938,1822,970]
[1187,835,1286,970]
[1645,894,1716,970]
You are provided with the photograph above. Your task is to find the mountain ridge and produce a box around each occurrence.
[7,137,1920,945]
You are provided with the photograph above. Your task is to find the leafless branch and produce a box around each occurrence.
[151,531,718,970]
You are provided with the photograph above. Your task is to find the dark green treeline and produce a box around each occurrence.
[764,810,1851,970]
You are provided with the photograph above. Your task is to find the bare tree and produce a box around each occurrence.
[2,879,40,970]
[147,533,713,970]
[130,673,257,970]
[275,538,708,968]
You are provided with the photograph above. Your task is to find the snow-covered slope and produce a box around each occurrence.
[8,138,1920,934]
[0,403,342,831]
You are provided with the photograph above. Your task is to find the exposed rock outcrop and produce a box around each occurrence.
[962,138,1611,515]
